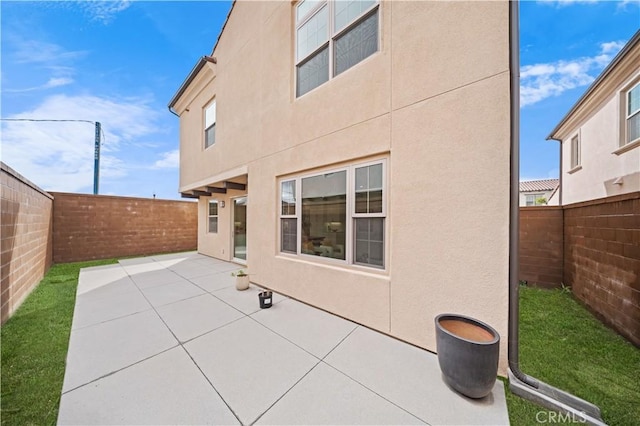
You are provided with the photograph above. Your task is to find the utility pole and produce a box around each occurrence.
[94,122,101,195]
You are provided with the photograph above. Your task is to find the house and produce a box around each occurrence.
[547,30,640,205]
[169,0,513,371]
[519,178,559,206]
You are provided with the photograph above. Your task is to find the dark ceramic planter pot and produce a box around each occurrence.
[435,313,500,399]
[258,291,273,309]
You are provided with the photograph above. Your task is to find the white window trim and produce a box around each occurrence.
[204,99,216,149]
[208,200,218,233]
[295,0,380,97]
[569,132,580,170]
[277,158,387,270]
[280,180,298,254]
[525,193,545,206]
[624,80,640,146]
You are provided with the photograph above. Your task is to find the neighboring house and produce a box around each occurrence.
[519,178,559,206]
[169,0,513,370]
[547,30,640,205]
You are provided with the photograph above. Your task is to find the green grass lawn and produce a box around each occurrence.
[505,285,640,425]
[1,259,117,426]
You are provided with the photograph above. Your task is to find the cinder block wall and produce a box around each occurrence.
[1,163,53,324]
[519,206,564,288]
[564,192,640,347]
[51,192,197,263]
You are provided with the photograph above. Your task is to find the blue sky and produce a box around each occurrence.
[1,1,639,199]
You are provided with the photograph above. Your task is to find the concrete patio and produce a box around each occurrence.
[57,252,509,425]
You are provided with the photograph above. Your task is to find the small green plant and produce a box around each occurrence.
[231,269,247,277]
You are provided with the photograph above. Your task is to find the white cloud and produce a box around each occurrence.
[11,39,88,65]
[520,40,625,107]
[537,0,599,6]
[3,37,84,93]
[80,1,132,24]
[153,150,180,169]
[4,77,75,93]
[1,94,163,192]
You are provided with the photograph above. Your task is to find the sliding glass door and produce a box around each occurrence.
[233,197,247,261]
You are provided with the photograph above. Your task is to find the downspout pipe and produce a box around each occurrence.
[507,2,605,424]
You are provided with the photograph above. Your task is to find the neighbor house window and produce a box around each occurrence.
[525,194,545,206]
[295,0,379,97]
[204,100,216,148]
[278,159,386,269]
[626,82,640,145]
[570,134,580,169]
[208,200,218,233]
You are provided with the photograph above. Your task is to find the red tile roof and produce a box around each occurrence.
[519,178,559,192]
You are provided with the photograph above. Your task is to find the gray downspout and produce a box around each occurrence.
[507,2,605,424]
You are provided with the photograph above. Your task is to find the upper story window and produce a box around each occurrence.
[626,82,640,146]
[295,0,379,97]
[204,100,216,149]
[570,134,580,169]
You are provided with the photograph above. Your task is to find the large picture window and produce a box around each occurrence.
[278,159,386,269]
[295,0,379,97]
[204,100,216,149]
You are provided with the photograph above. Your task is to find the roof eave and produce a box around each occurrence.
[546,29,640,141]
[167,56,216,112]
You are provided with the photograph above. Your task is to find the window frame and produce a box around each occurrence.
[208,200,218,233]
[625,80,640,146]
[525,193,545,206]
[569,133,580,170]
[277,158,387,270]
[204,99,216,149]
[295,0,380,98]
[280,180,299,254]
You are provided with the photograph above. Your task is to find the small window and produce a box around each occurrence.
[204,100,216,149]
[570,134,580,169]
[626,83,640,145]
[280,180,297,254]
[208,200,218,233]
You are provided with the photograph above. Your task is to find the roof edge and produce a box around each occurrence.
[168,1,236,112]
[546,29,640,141]
[167,56,209,111]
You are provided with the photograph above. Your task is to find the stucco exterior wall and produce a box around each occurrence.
[175,0,511,373]
[559,89,640,205]
[552,41,640,205]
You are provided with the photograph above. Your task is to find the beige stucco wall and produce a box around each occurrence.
[552,45,640,205]
[175,0,511,374]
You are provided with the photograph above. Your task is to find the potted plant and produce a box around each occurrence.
[258,288,273,309]
[231,270,250,291]
[434,313,500,399]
